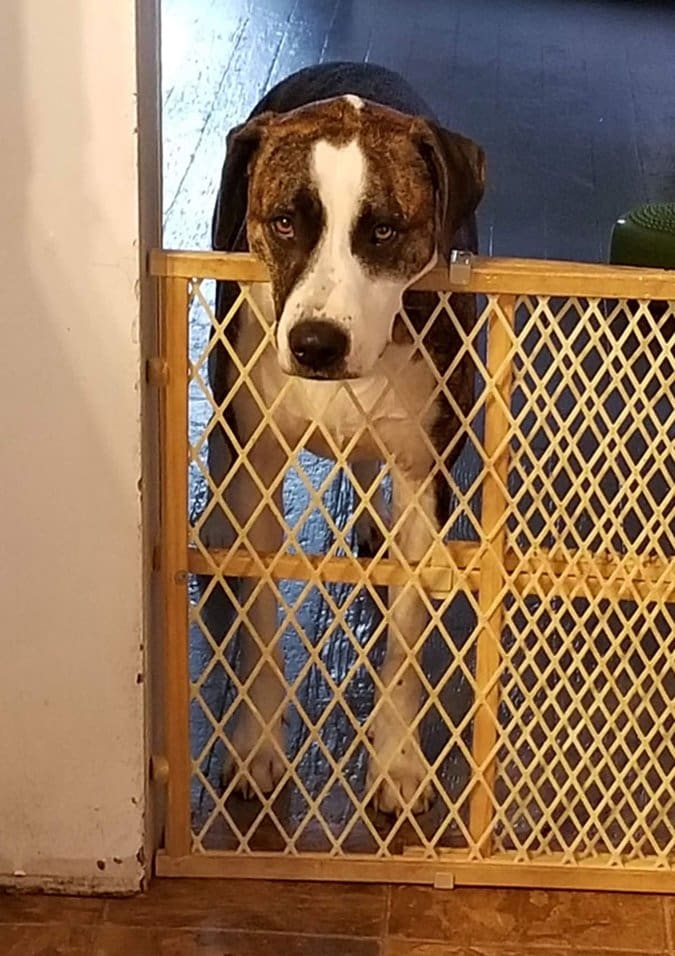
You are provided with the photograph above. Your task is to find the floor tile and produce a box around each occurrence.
[385,943,667,956]
[665,899,674,956]
[0,924,95,955]
[103,878,386,936]
[94,924,380,955]
[0,892,104,925]
[388,886,668,952]
[385,943,568,956]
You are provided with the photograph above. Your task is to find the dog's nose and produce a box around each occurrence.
[288,320,348,372]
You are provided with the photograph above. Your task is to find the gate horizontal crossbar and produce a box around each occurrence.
[150,248,675,299]
[155,850,675,894]
[188,544,675,603]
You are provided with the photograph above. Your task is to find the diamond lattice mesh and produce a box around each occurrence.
[177,267,673,868]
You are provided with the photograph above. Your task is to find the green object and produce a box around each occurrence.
[610,202,675,268]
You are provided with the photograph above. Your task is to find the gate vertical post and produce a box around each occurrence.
[469,293,515,853]
[159,274,191,857]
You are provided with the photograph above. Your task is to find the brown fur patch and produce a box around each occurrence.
[353,105,437,279]
[350,101,484,274]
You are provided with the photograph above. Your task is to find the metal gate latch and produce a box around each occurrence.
[449,249,473,285]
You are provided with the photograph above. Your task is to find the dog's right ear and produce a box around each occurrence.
[211,112,275,251]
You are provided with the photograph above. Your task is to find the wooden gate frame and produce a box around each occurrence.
[149,250,675,893]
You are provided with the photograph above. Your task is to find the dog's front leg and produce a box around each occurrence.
[352,459,387,557]
[228,434,286,798]
[367,467,437,815]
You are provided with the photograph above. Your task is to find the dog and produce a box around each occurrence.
[202,62,485,815]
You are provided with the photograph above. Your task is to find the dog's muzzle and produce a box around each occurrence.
[288,319,349,378]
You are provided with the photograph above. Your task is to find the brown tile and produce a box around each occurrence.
[94,924,380,955]
[385,943,570,956]
[665,897,674,953]
[385,944,666,956]
[388,886,668,952]
[0,923,95,955]
[0,891,104,925]
[385,942,485,956]
[103,878,386,936]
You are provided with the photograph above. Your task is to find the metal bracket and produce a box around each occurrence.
[449,249,474,285]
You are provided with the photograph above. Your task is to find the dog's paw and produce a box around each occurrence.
[354,509,385,558]
[227,708,286,798]
[366,719,434,815]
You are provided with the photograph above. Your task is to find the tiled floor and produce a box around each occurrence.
[1,879,673,954]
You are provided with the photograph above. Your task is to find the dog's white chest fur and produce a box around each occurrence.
[236,288,436,473]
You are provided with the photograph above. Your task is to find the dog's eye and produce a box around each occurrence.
[372,223,396,244]
[271,215,295,239]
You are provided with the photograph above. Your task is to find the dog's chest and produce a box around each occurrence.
[235,293,436,468]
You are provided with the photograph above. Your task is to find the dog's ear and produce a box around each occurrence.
[411,119,486,261]
[211,111,275,251]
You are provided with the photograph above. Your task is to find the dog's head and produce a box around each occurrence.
[227,96,485,379]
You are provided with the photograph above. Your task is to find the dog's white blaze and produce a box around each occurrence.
[343,94,364,110]
[313,137,364,278]
[277,137,406,376]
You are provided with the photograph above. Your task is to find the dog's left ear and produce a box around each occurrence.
[412,119,486,260]
[212,111,275,251]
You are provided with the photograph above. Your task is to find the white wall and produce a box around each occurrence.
[0,0,155,893]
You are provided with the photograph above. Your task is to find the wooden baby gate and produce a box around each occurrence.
[149,249,674,892]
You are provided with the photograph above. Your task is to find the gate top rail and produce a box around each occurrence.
[149,249,675,299]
